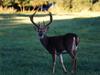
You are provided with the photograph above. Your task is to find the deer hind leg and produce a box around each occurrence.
[52,50,57,74]
[59,54,67,73]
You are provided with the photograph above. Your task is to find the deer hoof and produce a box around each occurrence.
[64,71,67,73]
[52,71,55,74]
[63,69,67,73]
[71,70,76,74]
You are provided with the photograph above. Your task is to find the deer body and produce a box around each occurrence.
[30,11,79,74]
[40,33,79,55]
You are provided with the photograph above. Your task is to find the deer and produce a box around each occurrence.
[29,11,79,74]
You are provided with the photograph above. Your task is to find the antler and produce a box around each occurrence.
[46,12,53,26]
[30,11,52,27]
[29,11,39,28]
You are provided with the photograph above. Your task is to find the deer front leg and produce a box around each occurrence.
[70,50,77,74]
[59,54,67,73]
[52,50,57,74]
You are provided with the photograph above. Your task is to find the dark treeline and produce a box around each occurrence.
[0,0,55,12]
[0,0,100,12]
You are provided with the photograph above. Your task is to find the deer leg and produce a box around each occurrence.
[70,50,77,73]
[52,50,57,74]
[72,51,77,73]
[59,54,67,73]
[70,37,77,73]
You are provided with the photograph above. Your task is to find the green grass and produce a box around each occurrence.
[0,13,100,75]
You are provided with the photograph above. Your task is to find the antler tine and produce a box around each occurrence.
[30,11,38,27]
[46,12,53,26]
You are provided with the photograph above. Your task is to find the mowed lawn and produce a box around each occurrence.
[0,13,100,75]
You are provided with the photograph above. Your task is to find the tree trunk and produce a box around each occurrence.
[69,0,73,9]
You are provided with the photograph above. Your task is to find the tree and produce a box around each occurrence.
[91,0,99,4]
[0,0,3,6]
[2,0,12,7]
[16,0,30,12]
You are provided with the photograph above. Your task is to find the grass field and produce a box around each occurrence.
[0,13,100,75]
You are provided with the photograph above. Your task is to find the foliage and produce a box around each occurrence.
[71,0,91,12]
[16,0,30,11]
[92,1,100,11]
[2,0,12,7]
[0,0,100,12]
[0,6,16,13]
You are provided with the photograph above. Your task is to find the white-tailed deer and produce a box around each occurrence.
[30,11,79,74]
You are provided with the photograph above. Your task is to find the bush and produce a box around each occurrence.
[92,1,100,11]
[71,0,91,12]
[0,6,16,13]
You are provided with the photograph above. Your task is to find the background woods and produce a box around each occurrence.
[0,0,100,12]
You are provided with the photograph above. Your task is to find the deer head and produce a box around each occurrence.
[30,11,52,39]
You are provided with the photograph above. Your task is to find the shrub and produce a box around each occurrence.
[0,6,16,14]
[92,1,100,11]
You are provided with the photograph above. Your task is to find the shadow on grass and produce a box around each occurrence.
[0,13,29,18]
[0,13,55,18]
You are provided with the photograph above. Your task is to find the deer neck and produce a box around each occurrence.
[39,35,48,47]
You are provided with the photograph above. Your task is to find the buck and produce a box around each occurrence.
[30,11,79,74]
